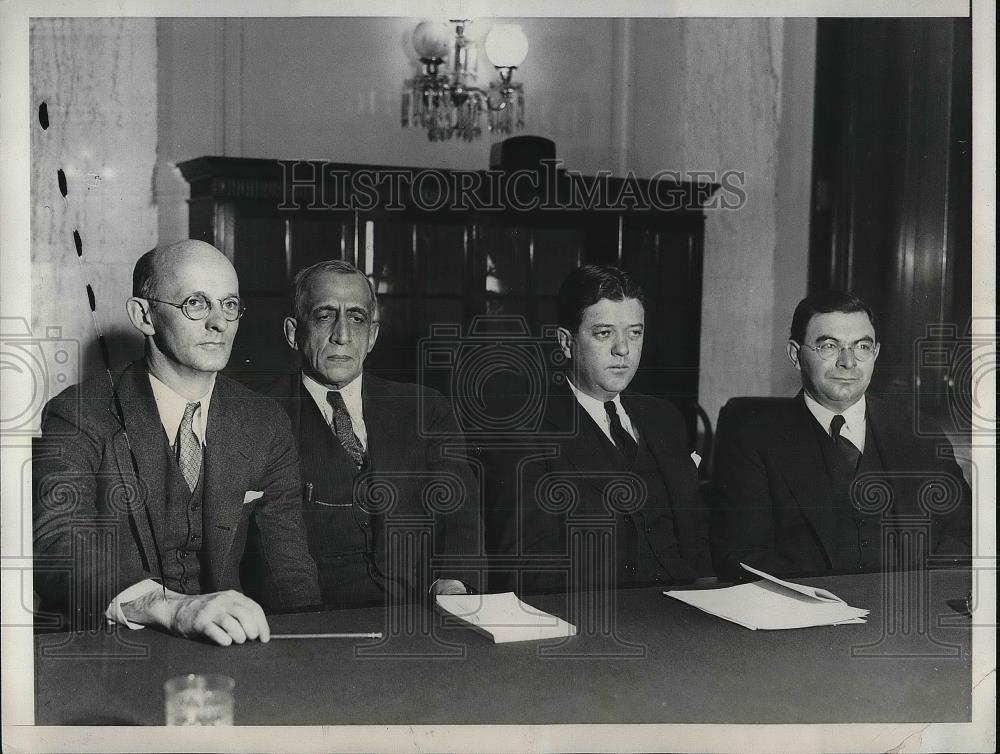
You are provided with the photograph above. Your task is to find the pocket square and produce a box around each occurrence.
[243,490,264,505]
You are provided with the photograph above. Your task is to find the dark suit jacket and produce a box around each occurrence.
[487,385,712,594]
[32,361,320,629]
[709,392,972,580]
[265,373,481,606]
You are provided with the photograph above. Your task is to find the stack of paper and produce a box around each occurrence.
[436,592,577,643]
[664,563,870,630]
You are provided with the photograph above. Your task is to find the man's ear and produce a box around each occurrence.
[786,340,801,371]
[283,317,300,350]
[366,320,381,354]
[125,298,155,337]
[556,327,574,360]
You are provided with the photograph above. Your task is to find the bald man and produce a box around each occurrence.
[33,240,319,645]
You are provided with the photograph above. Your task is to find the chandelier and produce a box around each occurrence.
[401,20,528,142]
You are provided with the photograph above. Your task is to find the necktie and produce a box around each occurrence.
[327,391,366,468]
[604,401,638,463]
[830,414,861,471]
[176,402,203,492]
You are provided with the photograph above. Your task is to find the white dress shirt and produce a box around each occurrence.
[803,393,867,452]
[566,378,638,444]
[301,371,368,450]
[106,373,216,628]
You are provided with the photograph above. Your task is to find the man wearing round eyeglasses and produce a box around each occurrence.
[33,240,320,644]
[709,290,971,580]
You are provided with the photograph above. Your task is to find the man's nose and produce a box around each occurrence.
[611,335,629,357]
[330,317,350,344]
[204,302,228,331]
[836,346,857,368]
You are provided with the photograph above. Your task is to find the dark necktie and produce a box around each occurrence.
[176,402,203,492]
[604,401,638,462]
[327,390,366,468]
[830,414,861,471]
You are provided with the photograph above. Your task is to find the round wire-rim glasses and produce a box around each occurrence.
[794,340,878,362]
[147,294,246,322]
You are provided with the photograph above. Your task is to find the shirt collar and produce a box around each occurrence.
[147,372,215,446]
[803,392,867,436]
[301,371,364,420]
[566,377,624,417]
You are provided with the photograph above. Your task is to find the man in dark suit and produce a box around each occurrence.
[264,260,480,609]
[33,240,320,644]
[710,290,972,581]
[488,265,712,595]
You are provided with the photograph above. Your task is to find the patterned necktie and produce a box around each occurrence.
[176,402,203,492]
[327,390,366,468]
[604,400,638,463]
[830,414,861,470]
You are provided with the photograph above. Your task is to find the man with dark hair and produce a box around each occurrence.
[489,264,712,595]
[259,260,480,609]
[33,240,320,643]
[710,289,971,580]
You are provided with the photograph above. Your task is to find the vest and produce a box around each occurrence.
[158,436,206,594]
[581,413,682,588]
[811,418,886,571]
[296,387,387,607]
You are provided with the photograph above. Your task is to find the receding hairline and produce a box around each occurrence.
[133,241,233,298]
[291,263,378,321]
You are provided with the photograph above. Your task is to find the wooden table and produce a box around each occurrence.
[35,569,971,726]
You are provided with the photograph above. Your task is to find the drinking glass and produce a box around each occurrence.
[163,673,235,726]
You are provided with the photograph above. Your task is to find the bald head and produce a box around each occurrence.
[133,240,233,299]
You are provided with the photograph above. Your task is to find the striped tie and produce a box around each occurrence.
[327,390,366,468]
[176,402,203,492]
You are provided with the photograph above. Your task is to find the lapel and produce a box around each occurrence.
[360,374,404,473]
[546,383,618,495]
[109,362,171,573]
[769,393,838,560]
[863,395,909,514]
[203,376,255,556]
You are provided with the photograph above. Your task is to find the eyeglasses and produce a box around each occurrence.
[795,340,878,362]
[147,294,246,322]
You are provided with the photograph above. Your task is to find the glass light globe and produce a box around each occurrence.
[412,20,452,60]
[484,24,528,68]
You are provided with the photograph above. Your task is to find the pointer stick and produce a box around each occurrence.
[270,632,383,640]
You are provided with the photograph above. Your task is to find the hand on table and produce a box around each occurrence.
[122,588,271,646]
[430,579,468,597]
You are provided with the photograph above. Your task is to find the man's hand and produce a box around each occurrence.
[122,589,271,646]
[430,579,468,597]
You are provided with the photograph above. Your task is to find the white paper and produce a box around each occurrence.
[663,564,869,630]
[436,592,577,643]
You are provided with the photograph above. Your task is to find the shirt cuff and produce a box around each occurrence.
[106,579,162,629]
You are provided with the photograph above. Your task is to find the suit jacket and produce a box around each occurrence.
[487,384,712,594]
[32,361,320,630]
[265,373,481,607]
[709,392,972,580]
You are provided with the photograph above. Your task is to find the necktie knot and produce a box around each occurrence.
[327,390,366,468]
[830,414,847,440]
[829,413,861,470]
